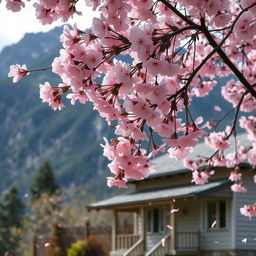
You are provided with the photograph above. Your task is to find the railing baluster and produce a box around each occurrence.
[175,232,200,251]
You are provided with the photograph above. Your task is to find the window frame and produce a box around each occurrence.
[206,200,228,231]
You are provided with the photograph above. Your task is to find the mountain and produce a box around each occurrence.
[0,27,113,199]
[0,27,235,199]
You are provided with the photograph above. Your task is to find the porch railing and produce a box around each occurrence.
[116,234,140,250]
[176,231,200,250]
[123,237,144,256]
[145,233,170,256]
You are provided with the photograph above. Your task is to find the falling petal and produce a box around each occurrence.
[209,170,215,176]
[166,225,174,230]
[170,208,179,213]
[242,238,247,243]
[211,220,217,228]
[195,116,203,124]
[44,243,50,248]
[214,105,222,112]
[161,238,166,247]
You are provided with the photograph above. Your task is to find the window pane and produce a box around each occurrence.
[153,208,159,233]
[219,201,226,228]
[208,202,217,229]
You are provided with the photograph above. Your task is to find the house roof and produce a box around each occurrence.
[143,132,250,180]
[87,179,232,209]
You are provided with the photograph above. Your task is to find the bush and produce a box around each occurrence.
[68,237,107,256]
[67,240,86,256]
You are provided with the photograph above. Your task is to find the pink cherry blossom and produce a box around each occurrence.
[229,171,242,182]
[205,132,231,151]
[183,159,200,170]
[234,12,256,42]
[39,82,66,111]
[231,183,247,193]
[8,64,29,83]
[248,144,256,167]
[66,91,88,105]
[168,146,192,160]
[191,170,214,185]
[6,0,25,12]
[240,205,256,219]
[107,177,128,188]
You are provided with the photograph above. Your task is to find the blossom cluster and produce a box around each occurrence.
[6,0,256,191]
[5,0,80,23]
[240,204,256,219]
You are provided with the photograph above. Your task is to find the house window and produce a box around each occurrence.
[207,201,227,229]
[147,207,164,233]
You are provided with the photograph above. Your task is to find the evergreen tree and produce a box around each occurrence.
[30,160,60,200]
[0,186,24,255]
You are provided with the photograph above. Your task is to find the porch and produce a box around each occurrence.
[111,231,200,256]
[110,205,200,256]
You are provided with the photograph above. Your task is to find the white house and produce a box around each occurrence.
[88,134,256,256]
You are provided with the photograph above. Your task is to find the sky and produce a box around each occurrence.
[0,2,97,52]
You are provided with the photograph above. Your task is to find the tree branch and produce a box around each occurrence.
[200,20,256,99]
[158,0,200,27]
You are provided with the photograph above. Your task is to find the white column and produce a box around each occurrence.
[112,209,117,251]
[133,212,138,235]
[170,201,176,254]
[140,206,146,252]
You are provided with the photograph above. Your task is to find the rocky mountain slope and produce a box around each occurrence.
[0,27,112,198]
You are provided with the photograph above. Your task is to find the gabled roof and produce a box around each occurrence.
[144,133,250,180]
[87,179,232,209]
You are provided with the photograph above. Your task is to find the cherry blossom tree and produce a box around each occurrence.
[4,0,256,218]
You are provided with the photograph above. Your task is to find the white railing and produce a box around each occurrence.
[124,237,144,256]
[116,234,140,250]
[145,233,170,256]
[176,231,200,250]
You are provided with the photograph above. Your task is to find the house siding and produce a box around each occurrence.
[234,171,256,250]
[176,199,200,232]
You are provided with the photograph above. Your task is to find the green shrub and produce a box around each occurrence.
[67,240,86,256]
[68,237,107,256]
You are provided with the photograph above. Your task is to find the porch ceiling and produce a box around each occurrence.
[87,179,232,210]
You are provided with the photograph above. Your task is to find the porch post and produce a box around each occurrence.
[170,201,176,254]
[133,212,138,235]
[112,209,117,251]
[140,206,146,252]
